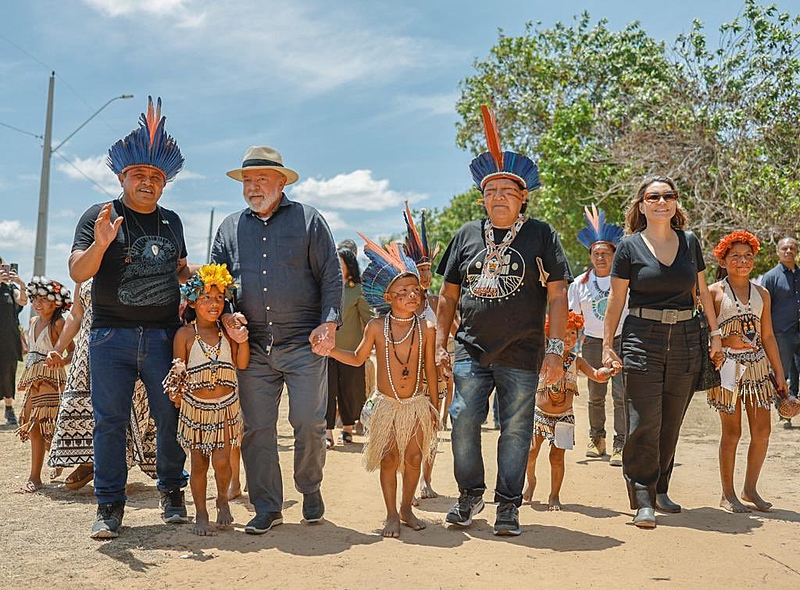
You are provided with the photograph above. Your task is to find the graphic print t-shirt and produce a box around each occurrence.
[437,218,572,371]
[72,200,187,328]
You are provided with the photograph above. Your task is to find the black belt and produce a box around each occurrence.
[628,307,694,324]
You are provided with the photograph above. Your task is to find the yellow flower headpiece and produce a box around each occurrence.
[181,263,237,302]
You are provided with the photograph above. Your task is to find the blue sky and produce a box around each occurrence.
[2,0,796,289]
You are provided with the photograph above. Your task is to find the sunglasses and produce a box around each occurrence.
[642,190,679,203]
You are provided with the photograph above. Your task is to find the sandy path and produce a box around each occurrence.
[1,378,799,589]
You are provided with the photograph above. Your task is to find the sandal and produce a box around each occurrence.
[16,480,43,494]
[325,437,335,450]
[65,464,94,491]
[338,431,353,444]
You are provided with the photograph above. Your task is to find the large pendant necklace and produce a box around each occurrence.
[193,320,224,384]
[473,215,525,298]
[726,278,759,348]
[591,271,610,320]
[120,198,161,264]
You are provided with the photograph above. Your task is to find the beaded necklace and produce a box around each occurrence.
[383,313,423,402]
[193,320,224,384]
[725,278,759,348]
[472,215,526,297]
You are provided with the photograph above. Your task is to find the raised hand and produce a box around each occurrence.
[94,202,123,249]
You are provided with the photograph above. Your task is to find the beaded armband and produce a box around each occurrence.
[545,338,565,357]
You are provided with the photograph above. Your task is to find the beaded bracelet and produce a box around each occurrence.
[545,338,565,357]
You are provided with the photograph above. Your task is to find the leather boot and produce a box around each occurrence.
[655,493,681,513]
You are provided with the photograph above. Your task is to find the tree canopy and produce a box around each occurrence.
[425,1,800,277]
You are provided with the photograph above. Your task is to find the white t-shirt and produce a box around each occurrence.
[569,270,627,339]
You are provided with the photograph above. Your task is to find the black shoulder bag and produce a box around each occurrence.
[687,231,721,392]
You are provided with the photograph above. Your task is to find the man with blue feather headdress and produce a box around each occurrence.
[435,106,572,536]
[70,97,191,539]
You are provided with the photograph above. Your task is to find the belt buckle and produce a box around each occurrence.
[661,309,678,324]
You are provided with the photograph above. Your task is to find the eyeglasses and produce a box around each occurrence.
[642,190,679,203]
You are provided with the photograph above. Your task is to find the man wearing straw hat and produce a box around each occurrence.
[212,146,342,534]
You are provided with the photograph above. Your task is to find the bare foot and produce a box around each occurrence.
[719,494,750,513]
[419,480,438,499]
[548,496,562,511]
[741,490,772,512]
[411,496,419,507]
[49,467,62,480]
[216,503,234,528]
[382,515,401,538]
[192,514,217,536]
[399,507,427,531]
[227,485,241,501]
[17,479,43,494]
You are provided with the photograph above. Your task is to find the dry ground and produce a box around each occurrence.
[1,369,799,589]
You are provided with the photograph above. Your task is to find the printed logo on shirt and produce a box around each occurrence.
[119,235,179,307]
[465,247,525,300]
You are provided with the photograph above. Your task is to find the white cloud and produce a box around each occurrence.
[318,210,348,232]
[81,1,461,94]
[0,220,35,249]
[81,0,205,27]
[56,154,203,196]
[291,170,426,212]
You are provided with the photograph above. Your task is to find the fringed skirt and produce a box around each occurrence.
[17,357,65,393]
[707,347,774,414]
[363,392,439,473]
[17,386,61,442]
[533,407,575,446]
[177,390,242,455]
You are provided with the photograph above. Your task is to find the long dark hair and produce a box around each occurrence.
[338,248,361,285]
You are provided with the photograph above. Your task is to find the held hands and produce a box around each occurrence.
[309,322,336,356]
[94,202,124,249]
[602,345,623,374]
[709,335,724,370]
[595,366,615,382]
[221,312,249,344]
[45,350,67,368]
[539,353,564,388]
[435,344,452,379]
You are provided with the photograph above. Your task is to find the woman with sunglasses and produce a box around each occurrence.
[602,175,724,528]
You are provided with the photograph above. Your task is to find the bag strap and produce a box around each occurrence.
[685,230,702,311]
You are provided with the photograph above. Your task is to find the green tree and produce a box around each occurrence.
[429,2,800,276]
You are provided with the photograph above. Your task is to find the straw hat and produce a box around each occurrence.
[226,146,299,185]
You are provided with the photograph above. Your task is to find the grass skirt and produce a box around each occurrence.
[17,385,61,442]
[533,407,575,445]
[363,391,439,473]
[177,390,242,455]
[707,347,773,414]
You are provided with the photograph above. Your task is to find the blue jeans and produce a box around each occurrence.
[450,359,538,506]
[90,327,187,504]
[775,330,800,398]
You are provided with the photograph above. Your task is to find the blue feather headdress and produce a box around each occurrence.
[358,232,419,314]
[402,201,440,266]
[577,204,623,250]
[469,105,540,192]
[107,96,184,182]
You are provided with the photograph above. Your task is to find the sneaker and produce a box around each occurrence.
[90,501,125,539]
[609,446,623,467]
[780,417,793,429]
[4,406,17,426]
[586,437,606,458]
[445,492,485,527]
[302,490,325,523]
[160,489,189,523]
[244,512,284,534]
[493,503,522,536]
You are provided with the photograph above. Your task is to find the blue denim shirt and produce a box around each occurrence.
[211,195,342,346]
[762,262,800,334]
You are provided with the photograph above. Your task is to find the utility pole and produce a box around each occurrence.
[33,72,54,277]
[206,208,215,263]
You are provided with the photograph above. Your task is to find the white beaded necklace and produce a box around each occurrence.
[383,313,423,402]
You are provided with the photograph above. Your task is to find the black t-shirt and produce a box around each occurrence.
[437,218,573,371]
[611,229,705,310]
[72,200,187,328]
[0,283,22,361]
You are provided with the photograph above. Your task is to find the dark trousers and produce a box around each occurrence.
[775,330,800,398]
[621,316,701,509]
[582,335,625,446]
[325,357,366,429]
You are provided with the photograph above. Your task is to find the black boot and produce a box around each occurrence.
[655,493,681,513]
[4,405,17,426]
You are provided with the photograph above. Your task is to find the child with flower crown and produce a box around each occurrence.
[523,310,616,510]
[315,236,440,538]
[707,231,788,513]
[17,277,73,493]
[166,264,249,535]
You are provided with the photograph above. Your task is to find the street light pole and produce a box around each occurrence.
[32,73,133,277]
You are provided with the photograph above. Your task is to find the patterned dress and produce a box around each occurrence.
[48,280,158,477]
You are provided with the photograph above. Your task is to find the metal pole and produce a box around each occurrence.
[33,72,55,277]
[206,208,215,263]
